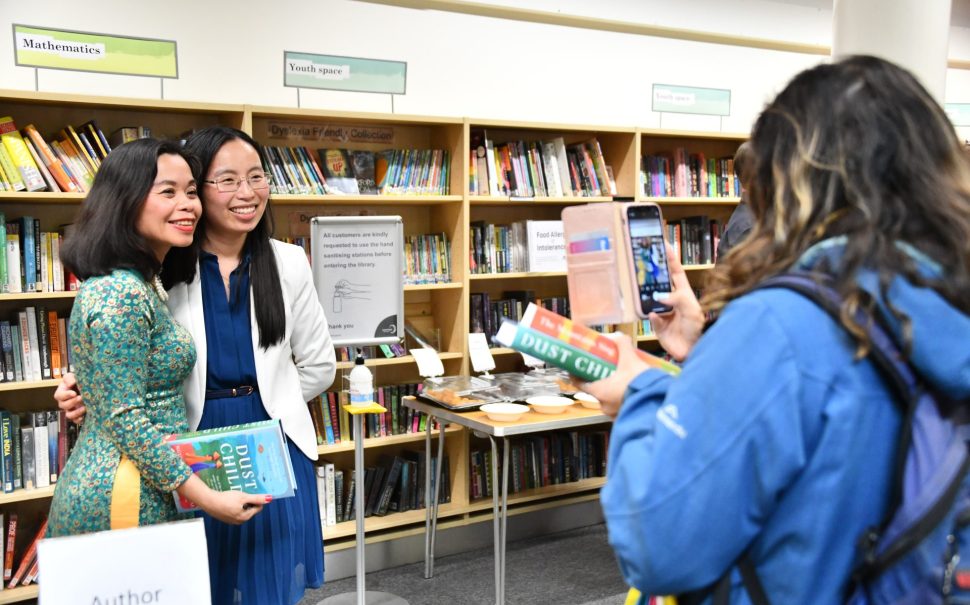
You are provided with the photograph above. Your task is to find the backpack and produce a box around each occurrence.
[687,272,970,605]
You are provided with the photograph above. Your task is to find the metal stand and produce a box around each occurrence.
[318,406,408,605]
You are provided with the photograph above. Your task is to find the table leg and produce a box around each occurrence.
[429,419,445,576]
[500,437,510,604]
[354,414,366,605]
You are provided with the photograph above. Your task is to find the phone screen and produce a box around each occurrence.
[626,205,673,315]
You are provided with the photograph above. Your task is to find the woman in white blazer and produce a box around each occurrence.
[58,127,336,605]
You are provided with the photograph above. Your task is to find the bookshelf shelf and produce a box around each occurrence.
[317,423,463,455]
[683,264,715,272]
[271,194,462,206]
[0,292,77,301]
[323,501,467,541]
[0,192,85,204]
[0,485,56,505]
[403,282,462,292]
[334,352,462,371]
[470,196,612,206]
[637,334,659,343]
[646,196,740,206]
[466,477,606,513]
[469,271,567,280]
[488,347,517,356]
[0,585,38,604]
[0,379,60,392]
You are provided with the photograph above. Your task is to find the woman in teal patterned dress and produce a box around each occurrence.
[48,139,268,536]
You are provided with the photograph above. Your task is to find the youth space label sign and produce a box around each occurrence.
[38,518,210,604]
[284,51,406,94]
[652,84,731,116]
[311,216,404,346]
[13,24,177,78]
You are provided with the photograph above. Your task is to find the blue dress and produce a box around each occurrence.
[197,251,324,605]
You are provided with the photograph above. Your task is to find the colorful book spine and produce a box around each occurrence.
[0,117,44,192]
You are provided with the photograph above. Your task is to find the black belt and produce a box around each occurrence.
[205,385,257,400]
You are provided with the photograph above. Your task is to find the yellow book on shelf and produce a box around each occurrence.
[0,117,45,191]
[0,150,13,191]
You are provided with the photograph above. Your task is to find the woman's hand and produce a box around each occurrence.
[55,372,87,424]
[648,243,706,362]
[177,474,269,524]
[580,333,650,420]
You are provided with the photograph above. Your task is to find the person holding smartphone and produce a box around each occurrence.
[582,56,970,603]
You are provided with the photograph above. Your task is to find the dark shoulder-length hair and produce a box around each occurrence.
[61,138,198,282]
[162,126,285,349]
[705,55,970,353]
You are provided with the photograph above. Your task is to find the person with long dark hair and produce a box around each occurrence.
[48,138,267,537]
[57,128,336,604]
[583,55,970,602]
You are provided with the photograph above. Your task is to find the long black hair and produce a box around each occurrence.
[162,126,285,349]
[61,138,197,281]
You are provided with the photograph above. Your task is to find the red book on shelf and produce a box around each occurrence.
[8,516,46,588]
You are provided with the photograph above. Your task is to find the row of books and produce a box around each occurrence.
[315,452,451,528]
[403,232,451,284]
[0,308,72,384]
[0,215,76,293]
[470,130,617,198]
[333,344,408,362]
[0,409,78,494]
[266,146,451,196]
[666,215,722,266]
[1,514,47,590]
[469,219,566,275]
[0,116,115,194]
[470,291,570,346]
[641,150,741,198]
[469,429,609,499]
[308,383,439,447]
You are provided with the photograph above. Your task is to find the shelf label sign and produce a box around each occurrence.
[284,51,406,94]
[13,24,177,78]
[39,518,210,604]
[652,84,731,116]
[945,103,970,126]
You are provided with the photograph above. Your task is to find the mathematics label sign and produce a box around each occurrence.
[652,84,731,117]
[13,24,178,78]
[311,216,404,347]
[284,51,406,94]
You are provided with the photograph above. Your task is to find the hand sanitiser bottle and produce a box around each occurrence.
[348,350,374,406]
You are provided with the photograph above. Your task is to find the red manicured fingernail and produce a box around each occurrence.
[265,495,273,503]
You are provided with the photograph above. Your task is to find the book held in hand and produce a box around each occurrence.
[165,419,296,513]
[493,302,680,382]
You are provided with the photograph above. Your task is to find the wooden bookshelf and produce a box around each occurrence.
[0,485,56,505]
[0,585,38,604]
[0,88,745,560]
[317,423,463,455]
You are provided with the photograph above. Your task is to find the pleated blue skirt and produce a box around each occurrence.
[197,392,324,605]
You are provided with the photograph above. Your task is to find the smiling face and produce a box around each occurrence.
[201,138,269,243]
[135,153,202,262]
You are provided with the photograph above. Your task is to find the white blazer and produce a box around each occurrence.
[167,239,336,460]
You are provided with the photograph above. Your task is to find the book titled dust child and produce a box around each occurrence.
[165,419,297,513]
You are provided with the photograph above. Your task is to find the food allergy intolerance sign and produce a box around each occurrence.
[311,216,404,346]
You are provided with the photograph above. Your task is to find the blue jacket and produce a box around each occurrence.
[602,258,970,603]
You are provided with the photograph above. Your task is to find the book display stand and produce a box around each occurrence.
[320,401,409,605]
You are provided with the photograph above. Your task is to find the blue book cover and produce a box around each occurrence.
[165,419,296,513]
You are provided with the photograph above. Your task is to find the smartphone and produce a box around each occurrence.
[624,203,673,317]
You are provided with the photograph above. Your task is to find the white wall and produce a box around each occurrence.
[0,0,968,136]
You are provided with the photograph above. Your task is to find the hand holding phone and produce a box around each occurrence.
[624,203,673,317]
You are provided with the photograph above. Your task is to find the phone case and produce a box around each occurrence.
[561,202,637,325]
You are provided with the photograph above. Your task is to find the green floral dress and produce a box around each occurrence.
[48,270,196,536]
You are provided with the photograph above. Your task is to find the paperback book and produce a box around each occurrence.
[493,302,680,382]
[165,419,296,513]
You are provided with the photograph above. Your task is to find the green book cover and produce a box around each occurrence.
[494,320,615,382]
